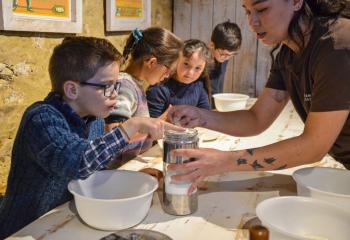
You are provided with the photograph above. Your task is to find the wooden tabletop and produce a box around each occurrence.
[8,101,344,240]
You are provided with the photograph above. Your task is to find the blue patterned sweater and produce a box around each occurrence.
[0,92,127,238]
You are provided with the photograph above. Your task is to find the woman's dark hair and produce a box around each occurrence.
[270,0,350,61]
[179,39,213,105]
[122,27,183,68]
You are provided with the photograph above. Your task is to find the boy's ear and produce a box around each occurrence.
[208,41,215,50]
[63,81,79,100]
[144,57,158,69]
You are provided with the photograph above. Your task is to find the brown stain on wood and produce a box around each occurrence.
[37,214,75,240]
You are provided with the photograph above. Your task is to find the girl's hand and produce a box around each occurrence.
[167,148,234,193]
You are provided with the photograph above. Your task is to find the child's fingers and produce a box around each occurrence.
[163,121,185,132]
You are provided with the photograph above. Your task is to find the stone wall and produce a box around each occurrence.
[0,0,173,195]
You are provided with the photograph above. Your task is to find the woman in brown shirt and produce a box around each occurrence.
[167,0,350,193]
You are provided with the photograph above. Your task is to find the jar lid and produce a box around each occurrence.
[164,128,198,143]
[164,128,197,137]
[100,229,172,240]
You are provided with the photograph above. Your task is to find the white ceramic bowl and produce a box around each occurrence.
[68,170,158,230]
[292,167,350,212]
[256,196,350,240]
[213,93,249,112]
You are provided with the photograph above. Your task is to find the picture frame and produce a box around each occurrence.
[0,0,82,33]
[106,0,151,31]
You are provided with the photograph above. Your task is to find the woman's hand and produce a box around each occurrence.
[121,117,184,140]
[167,105,207,128]
[168,148,235,194]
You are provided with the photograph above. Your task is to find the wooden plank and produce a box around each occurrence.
[232,1,257,96]
[223,58,234,93]
[212,0,236,93]
[256,43,272,96]
[191,0,213,41]
[173,0,192,40]
[212,0,236,27]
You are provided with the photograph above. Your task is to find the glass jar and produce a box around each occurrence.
[162,128,198,215]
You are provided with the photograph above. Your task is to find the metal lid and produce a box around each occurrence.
[100,229,172,240]
[164,128,198,143]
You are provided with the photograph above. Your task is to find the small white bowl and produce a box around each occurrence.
[68,170,158,230]
[256,196,350,240]
[292,167,350,212]
[213,93,249,112]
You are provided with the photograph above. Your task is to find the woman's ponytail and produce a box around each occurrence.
[122,29,144,63]
[122,27,182,68]
[306,0,350,18]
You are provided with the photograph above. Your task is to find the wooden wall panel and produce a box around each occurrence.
[232,0,256,96]
[173,0,192,40]
[191,0,213,40]
[256,44,272,96]
[212,0,236,27]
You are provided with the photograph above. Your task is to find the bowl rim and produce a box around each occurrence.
[256,196,350,240]
[212,93,249,100]
[68,170,159,202]
[292,167,350,198]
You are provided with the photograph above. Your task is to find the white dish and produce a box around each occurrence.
[256,196,350,240]
[292,167,350,212]
[213,93,249,112]
[68,170,158,230]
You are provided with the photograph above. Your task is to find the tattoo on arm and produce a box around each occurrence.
[250,160,264,170]
[264,157,276,164]
[237,157,247,165]
[273,164,287,170]
[236,152,284,171]
[246,149,254,156]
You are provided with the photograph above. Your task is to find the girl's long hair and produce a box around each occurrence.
[122,27,183,68]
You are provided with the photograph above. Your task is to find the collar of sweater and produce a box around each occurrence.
[44,92,97,129]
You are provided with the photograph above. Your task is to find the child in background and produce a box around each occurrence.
[146,39,212,118]
[105,27,183,128]
[209,21,242,105]
[0,37,180,238]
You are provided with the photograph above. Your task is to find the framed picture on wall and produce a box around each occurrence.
[0,0,82,33]
[106,0,151,31]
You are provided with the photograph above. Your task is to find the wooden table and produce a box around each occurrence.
[8,101,344,240]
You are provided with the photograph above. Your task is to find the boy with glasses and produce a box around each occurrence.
[0,37,180,239]
[208,21,242,107]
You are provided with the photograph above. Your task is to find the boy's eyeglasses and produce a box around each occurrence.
[80,81,121,97]
[216,49,238,58]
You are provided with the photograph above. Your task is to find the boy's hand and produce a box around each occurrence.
[158,104,172,121]
[104,122,120,133]
[121,117,184,140]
